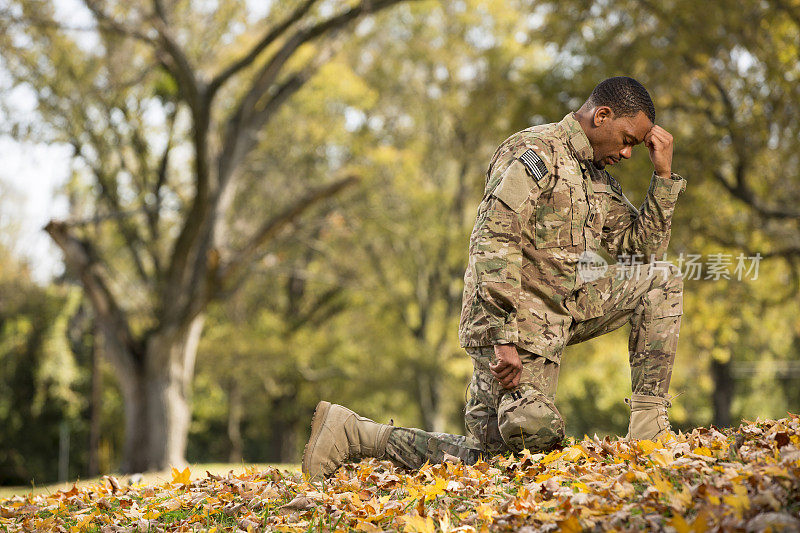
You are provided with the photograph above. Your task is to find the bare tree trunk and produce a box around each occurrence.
[117,363,148,473]
[115,315,205,472]
[711,358,734,427]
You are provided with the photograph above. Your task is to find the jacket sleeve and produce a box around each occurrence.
[601,172,686,261]
[468,158,543,344]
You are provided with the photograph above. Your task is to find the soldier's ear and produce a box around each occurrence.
[593,106,613,127]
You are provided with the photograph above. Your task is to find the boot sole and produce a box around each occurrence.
[302,401,331,478]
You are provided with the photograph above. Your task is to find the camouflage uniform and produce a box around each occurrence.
[384,112,686,468]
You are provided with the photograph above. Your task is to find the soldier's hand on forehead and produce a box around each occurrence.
[491,344,522,389]
[644,125,673,179]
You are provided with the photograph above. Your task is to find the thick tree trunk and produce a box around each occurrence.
[116,315,205,472]
[711,358,734,428]
[227,379,243,463]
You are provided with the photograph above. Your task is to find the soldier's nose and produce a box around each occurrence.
[620,146,633,159]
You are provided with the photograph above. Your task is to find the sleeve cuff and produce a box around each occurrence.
[650,172,686,201]
[485,324,519,345]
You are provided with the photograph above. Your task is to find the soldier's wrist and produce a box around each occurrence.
[655,169,672,179]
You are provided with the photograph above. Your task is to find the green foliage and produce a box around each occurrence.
[0,261,79,484]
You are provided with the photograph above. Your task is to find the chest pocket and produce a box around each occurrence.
[533,175,572,249]
[585,181,609,252]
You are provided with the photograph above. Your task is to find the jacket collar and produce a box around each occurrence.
[558,112,594,163]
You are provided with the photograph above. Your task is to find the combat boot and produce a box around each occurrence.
[302,401,393,480]
[626,394,672,441]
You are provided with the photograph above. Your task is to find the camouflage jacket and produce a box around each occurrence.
[458,112,686,362]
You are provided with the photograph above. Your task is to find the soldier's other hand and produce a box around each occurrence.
[491,344,522,389]
[644,125,673,179]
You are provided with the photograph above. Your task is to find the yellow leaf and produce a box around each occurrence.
[421,476,448,499]
[74,511,96,530]
[562,447,585,462]
[404,514,435,533]
[651,450,673,467]
[541,450,565,465]
[669,485,693,512]
[691,509,710,533]
[558,516,582,533]
[638,440,659,454]
[476,503,497,523]
[355,520,383,532]
[653,471,673,494]
[171,466,191,485]
[572,481,591,493]
[693,447,713,457]
[722,483,750,518]
[669,514,691,533]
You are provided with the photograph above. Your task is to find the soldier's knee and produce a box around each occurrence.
[497,385,565,453]
[643,262,683,317]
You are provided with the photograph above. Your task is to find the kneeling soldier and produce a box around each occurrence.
[303,76,685,479]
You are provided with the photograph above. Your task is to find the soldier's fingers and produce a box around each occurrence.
[492,365,515,379]
[489,360,507,371]
[648,131,665,145]
[651,124,672,138]
[644,131,656,149]
[650,128,673,145]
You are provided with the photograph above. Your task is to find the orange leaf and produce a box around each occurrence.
[171,466,191,485]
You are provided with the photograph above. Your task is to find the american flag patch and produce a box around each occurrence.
[519,149,548,183]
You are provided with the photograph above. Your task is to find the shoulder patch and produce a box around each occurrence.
[519,149,549,183]
[493,159,533,213]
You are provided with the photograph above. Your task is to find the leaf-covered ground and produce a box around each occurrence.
[2,416,799,532]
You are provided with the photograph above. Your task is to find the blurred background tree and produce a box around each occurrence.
[0,0,415,473]
[0,0,798,483]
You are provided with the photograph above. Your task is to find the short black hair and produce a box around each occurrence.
[587,77,656,123]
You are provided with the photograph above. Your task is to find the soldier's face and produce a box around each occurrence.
[588,109,653,169]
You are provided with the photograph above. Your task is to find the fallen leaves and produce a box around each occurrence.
[1,415,799,531]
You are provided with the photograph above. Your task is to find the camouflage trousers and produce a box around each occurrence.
[384,261,682,469]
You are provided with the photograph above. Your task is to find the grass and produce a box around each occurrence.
[0,462,300,499]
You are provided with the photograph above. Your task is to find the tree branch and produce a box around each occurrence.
[149,18,203,111]
[78,1,155,43]
[713,169,800,219]
[206,0,320,98]
[218,175,360,289]
[45,221,144,362]
[146,105,177,278]
[217,0,414,184]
